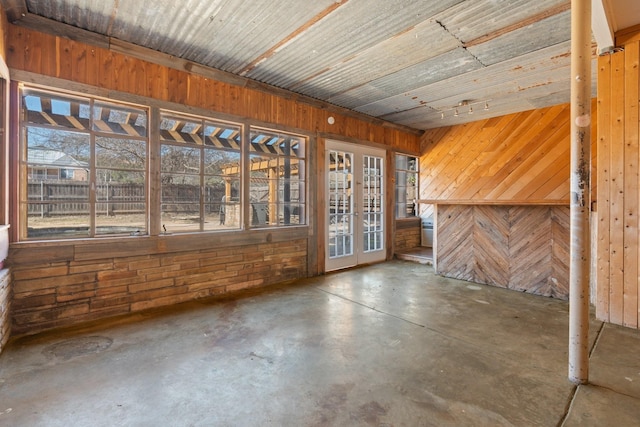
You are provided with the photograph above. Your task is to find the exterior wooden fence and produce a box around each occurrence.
[27,182,228,216]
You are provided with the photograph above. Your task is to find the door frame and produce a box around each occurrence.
[324,139,386,272]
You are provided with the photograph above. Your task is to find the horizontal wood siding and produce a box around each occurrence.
[6,25,419,153]
[437,205,570,299]
[597,38,640,329]
[418,102,598,217]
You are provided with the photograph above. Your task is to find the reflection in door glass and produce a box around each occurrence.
[328,150,354,258]
[363,155,383,253]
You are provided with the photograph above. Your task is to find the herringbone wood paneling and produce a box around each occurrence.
[550,207,570,298]
[436,205,474,282]
[473,206,509,287]
[509,207,553,296]
[419,99,590,300]
[437,205,569,299]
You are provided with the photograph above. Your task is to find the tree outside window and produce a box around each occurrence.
[18,85,308,240]
[20,88,148,239]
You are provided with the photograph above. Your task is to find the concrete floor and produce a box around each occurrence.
[1,260,639,426]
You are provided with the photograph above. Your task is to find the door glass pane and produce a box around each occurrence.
[328,150,353,259]
[363,155,383,253]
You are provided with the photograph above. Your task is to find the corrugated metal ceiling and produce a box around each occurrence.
[3,0,625,130]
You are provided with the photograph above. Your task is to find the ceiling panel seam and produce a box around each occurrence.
[434,19,487,68]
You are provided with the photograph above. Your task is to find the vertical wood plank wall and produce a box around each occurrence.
[0,7,10,354]
[0,7,7,224]
[597,37,640,329]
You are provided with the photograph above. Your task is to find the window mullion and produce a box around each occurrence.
[20,86,148,240]
[241,125,250,230]
[89,100,97,237]
[200,144,205,232]
[149,107,161,235]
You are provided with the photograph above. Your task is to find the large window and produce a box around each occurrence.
[160,112,242,233]
[249,128,306,226]
[18,85,308,240]
[21,87,148,239]
[395,154,418,218]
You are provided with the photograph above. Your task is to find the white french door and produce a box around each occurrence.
[325,140,386,271]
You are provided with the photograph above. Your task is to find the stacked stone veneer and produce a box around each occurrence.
[0,268,10,353]
[10,231,308,336]
[394,218,421,252]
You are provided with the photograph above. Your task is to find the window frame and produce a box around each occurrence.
[15,83,310,242]
[248,126,307,228]
[158,110,243,234]
[394,153,419,219]
[19,85,149,240]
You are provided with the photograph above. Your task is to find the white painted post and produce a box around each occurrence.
[569,0,592,384]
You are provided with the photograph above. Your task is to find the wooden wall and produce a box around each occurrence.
[0,6,8,224]
[421,102,597,300]
[0,269,10,349]
[596,30,640,329]
[419,102,598,215]
[394,218,421,252]
[0,6,10,354]
[437,204,570,299]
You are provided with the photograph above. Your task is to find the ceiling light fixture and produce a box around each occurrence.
[437,99,491,119]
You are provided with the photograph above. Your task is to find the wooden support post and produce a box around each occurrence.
[269,167,277,225]
[224,179,232,199]
[569,0,592,385]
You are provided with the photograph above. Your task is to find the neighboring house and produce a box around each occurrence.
[27,146,88,181]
